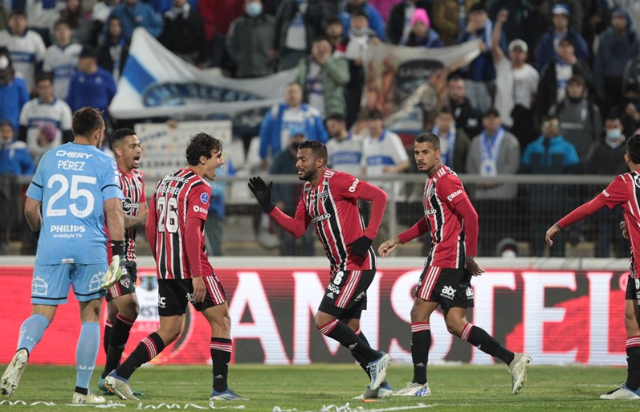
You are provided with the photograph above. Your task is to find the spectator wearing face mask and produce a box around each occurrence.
[0,47,29,132]
[226,0,275,77]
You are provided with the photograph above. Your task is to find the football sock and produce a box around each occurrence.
[211,337,232,392]
[117,332,165,380]
[103,321,112,355]
[411,322,430,385]
[463,323,514,365]
[319,319,380,363]
[76,322,100,391]
[625,337,640,390]
[17,313,49,354]
[352,329,371,378]
[102,314,135,378]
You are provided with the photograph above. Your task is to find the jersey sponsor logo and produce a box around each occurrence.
[193,205,207,213]
[311,213,331,223]
[158,295,167,308]
[447,189,463,202]
[425,208,437,215]
[440,285,456,300]
[50,224,86,233]
[465,287,474,298]
[348,178,360,193]
[200,192,209,204]
[327,283,341,295]
[55,150,93,159]
[123,197,133,213]
[602,189,610,197]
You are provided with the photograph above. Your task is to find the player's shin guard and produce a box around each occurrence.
[351,329,371,378]
[462,323,515,365]
[411,322,430,385]
[17,314,49,354]
[102,314,135,378]
[103,321,112,355]
[319,319,380,363]
[210,338,232,392]
[116,332,165,379]
[76,322,100,393]
[625,337,640,390]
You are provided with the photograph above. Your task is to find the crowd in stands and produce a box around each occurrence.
[0,0,639,258]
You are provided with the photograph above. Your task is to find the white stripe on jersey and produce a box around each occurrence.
[0,29,46,91]
[43,43,81,100]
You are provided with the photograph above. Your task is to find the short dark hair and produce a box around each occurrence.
[324,17,342,27]
[606,109,623,122]
[10,10,27,18]
[363,109,384,121]
[0,119,14,131]
[350,8,368,20]
[483,107,500,118]
[298,140,328,163]
[542,113,559,123]
[469,3,486,13]
[447,73,464,83]
[415,132,440,150]
[325,113,346,122]
[627,134,640,164]
[72,107,104,138]
[111,128,136,149]
[568,74,585,87]
[437,106,453,117]
[35,73,53,85]
[312,35,332,45]
[186,132,222,166]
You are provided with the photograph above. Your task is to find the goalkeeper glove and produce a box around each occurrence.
[248,176,275,213]
[348,236,372,258]
[102,241,125,289]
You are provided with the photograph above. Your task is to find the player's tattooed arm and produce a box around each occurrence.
[124,202,148,229]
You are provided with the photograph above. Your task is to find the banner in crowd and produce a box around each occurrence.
[135,121,232,180]
[108,29,295,120]
[0,267,629,366]
[364,41,480,134]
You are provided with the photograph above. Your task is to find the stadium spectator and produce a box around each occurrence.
[537,0,584,34]
[92,0,122,40]
[534,3,589,72]
[368,0,399,22]
[19,74,73,163]
[248,140,392,399]
[97,16,129,81]
[97,128,147,396]
[325,17,345,52]
[491,12,539,148]
[23,0,66,46]
[0,120,34,255]
[545,133,640,401]
[198,0,244,68]
[386,0,431,45]
[431,0,480,46]
[326,113,363,176]
[487,0,537,52]
[431,106,470,173]
[159,0,207,68]
[106,0,163,42]
[402,8,443,48]
[43,20,81,101]
[225,0,275,77]
[0,5,8,32]
[378,132,531,397]
[296,36,350,118]
[105,133,245,402]
[0,47,29,132]
[206,158,235,256]
[615,78,640,139]
[466,107,520,256]
[585,112,630,258]
[444,74,482,139]
[272,0,329,71]
[0,11,46,92]
[521,114,579,257]
[58,0,94,46]
[270,128,315,256]
[536,37,593,124]
[258,82,328,169]
[66,46,117,126]
[594,7,639,121]
[0,107,125,404]
[551,74,602,163]
[456,3,505,115]
[339,0,385,41]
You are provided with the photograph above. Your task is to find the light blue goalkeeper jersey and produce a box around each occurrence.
[26,142,124,264]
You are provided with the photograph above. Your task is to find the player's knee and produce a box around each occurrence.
[445,319,465,337]
[122,301,140,320]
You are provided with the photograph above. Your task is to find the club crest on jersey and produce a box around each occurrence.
[200,192,209,204]
[634,174,640,189]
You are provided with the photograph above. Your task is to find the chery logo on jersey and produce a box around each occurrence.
[447,189,463,202]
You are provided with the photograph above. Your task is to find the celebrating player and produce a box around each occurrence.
[98,129,148,396]
[378,133,531,397]
[248,140,391,399]
[104,133,245,402]
[546,133,640,400]
[1,107,125,404]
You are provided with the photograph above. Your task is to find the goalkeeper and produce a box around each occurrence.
[249,140,392,400]
[1,108,125,404]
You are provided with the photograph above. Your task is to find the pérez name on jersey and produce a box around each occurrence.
[55,149,93,171]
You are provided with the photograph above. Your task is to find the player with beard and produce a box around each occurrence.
[97,128,147,396]
[378,133,531,397]
[248,140,392,399]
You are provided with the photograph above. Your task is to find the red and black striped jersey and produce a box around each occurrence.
[597,172,640,278]
[297,169,375,274]
[120,168,146,262]
[150,169,213,280]
[423,166,469,269]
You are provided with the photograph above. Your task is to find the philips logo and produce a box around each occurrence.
[447,189,463,202]
[348,179,360,193]
[50,225,86,233]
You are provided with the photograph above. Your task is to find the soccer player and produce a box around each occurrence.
[378,133,531,397]
[97,128,147,395]
[0,107,125,403]
[546,133,640,400]
[104,133,245,401]
[248,140,392,399]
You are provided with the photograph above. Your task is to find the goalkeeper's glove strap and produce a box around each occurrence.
[111,241,125,257]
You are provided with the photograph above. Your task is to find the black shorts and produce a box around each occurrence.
[106,262,137,302]
[415,266,474,309]
[157,275,226,317]
[625,275,640,304]
[318,269,375,319]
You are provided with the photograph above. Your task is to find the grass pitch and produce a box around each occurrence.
[0,364,638,411]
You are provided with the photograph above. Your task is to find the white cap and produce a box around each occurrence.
[508,39,528,53]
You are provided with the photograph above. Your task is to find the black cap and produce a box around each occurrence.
[79,46,98,59]
[483,107,500,118]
